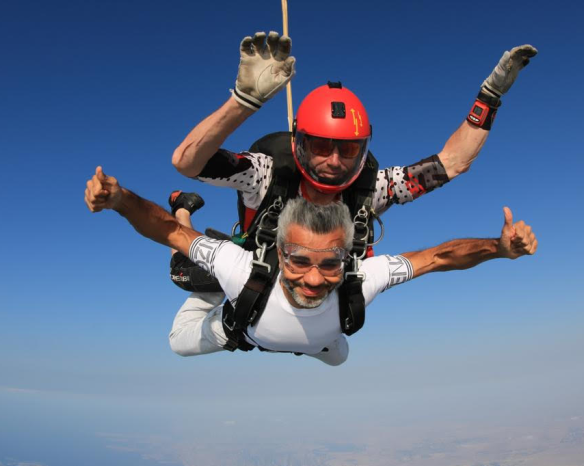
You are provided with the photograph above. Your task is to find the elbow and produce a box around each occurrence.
[171,147,182,170]
[169,334,195,357]
[439,150,478,180]
[172,144,202,178]
[172,147,191,176]
[447,163,471,179]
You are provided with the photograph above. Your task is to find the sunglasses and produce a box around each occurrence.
[281,243,348,277]
[304,135,364,159]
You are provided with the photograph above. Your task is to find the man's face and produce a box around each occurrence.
[278,223,346,309]
[303,137,359,185]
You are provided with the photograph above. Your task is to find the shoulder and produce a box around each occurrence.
[189,237,252,276]
[360,254,413,303]
[362,254,413,281]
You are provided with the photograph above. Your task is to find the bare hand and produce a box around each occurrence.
[498,207,538,259]
[84,166,122,212]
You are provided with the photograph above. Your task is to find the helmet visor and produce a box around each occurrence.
[295,132,370,187]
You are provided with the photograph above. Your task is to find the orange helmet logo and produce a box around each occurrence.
[350,108,363,136]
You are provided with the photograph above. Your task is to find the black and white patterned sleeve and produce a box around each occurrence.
[373,155,450,214]
[196,150,273,206]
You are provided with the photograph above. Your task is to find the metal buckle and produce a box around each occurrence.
[251,197,284,273]
[247,310,258,324]
[353,206,385,249]
[344,317,353,330]
[345,270,366,281]
[231,221,241,237]
[251,243,271,273]
[223,314,236,332]
[223,338,239,352]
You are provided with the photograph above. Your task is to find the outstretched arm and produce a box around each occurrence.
[84,167,200,255]
[172,32,295,178]
[437,45,537,179]
[172,97,254,178]
[436,122,488,179]
[403,207,537,278]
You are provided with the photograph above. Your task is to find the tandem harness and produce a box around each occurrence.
[221,132,383,352]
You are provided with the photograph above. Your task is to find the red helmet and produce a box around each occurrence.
[293,82,372,194]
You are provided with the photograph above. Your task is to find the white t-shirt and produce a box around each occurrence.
[188,236,413,354]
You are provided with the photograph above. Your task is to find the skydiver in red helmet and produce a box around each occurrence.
[161,31,536,356]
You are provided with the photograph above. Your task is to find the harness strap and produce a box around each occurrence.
[221,300,256,352]
[338,276,366,335]
[336,151,379,336]
[222,247,281,352]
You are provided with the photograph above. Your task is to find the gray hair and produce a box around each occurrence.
[276,198,354,250]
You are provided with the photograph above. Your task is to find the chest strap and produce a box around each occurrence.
[222,197,283,352]
[222,247,280,352]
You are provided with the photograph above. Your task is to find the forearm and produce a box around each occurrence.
[437,121,489,179]
[114,188,200,254]
[172,97,255,177]
[404,238,501,278]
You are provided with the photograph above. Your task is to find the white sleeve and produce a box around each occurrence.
[359,254,414,305]
[188,236,253,300]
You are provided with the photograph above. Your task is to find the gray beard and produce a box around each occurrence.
[280,274,344,309]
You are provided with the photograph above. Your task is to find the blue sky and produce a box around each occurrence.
[1,0,583,465]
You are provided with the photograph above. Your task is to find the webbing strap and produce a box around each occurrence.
[338,277,366,335]
[336,151,378,336]
[222,247,281,352]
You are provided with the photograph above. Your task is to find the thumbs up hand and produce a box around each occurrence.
[85,166,122,212]
[498,207,538,259]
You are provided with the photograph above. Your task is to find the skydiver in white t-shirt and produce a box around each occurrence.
[85,167,537,366]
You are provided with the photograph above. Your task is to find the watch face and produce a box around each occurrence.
[473,105,484,116]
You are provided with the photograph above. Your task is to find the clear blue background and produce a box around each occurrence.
[1,0,582,465]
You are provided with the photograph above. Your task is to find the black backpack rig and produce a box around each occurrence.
[220,131,385,352]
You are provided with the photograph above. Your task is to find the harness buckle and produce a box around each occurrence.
[369,210,385,247]
[344,317,353,330]
[353,206,385,249]
[247,309,258,324]
[223,338,239,352]
[251,197,285,273]
[345,270,366,281]
[251,242,271,273]
[223,313,236,332]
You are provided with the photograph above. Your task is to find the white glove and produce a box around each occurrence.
[232,31,296,111]
[482,45,538,99]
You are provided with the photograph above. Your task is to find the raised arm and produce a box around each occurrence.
[84,167,200,255]
[437,45,537,179]
[402,207,537,278]
[172,32,295,178]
